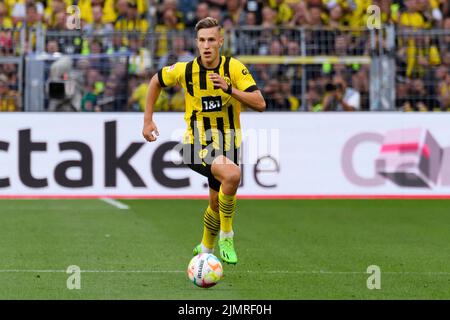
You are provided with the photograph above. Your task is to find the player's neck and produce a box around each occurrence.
[198,56,222,70]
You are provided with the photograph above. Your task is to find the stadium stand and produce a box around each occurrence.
[0,0,448,112]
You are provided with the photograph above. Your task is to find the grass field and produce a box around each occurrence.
[0,198,449,299]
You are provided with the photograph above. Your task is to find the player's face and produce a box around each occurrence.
[196,27,223,67]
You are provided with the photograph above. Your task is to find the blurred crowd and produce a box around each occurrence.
[0,0,449,112]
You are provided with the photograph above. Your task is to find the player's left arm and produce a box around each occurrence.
[228,86,266,112]
[208,59,266,112]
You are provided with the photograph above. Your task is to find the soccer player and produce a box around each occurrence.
[142,17,266,264]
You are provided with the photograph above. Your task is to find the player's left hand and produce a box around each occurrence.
[209,73,228,91]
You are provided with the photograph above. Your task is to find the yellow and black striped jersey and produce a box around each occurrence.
[158,56,258,151]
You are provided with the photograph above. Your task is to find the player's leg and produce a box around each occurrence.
[208,187,219,214]
[182,144,219,255]
[212,155,240,234]
[211,155,240,264]
[193,188,220,255]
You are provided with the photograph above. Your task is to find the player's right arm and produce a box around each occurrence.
[142,74,162,142]
[142,63,184,142]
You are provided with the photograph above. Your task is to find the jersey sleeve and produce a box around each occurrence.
[157,62,185,88]
[230,58,259,92]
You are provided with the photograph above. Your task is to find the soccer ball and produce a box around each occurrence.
[187,253,223,288]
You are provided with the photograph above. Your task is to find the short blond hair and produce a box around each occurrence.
[195,17,221,32]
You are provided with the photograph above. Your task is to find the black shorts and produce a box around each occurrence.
[181,144,240,192]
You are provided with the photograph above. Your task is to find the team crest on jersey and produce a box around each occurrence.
[242,68,248,75]
[224,77,231,86]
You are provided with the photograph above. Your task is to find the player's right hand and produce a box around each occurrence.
[142,121,159,142]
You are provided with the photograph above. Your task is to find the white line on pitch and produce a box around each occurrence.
[0,270,181,273]
[1,269,450,275]
[100,198,129,210]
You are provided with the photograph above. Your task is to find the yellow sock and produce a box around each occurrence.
[218,186,236,233]
[201,206,220,249]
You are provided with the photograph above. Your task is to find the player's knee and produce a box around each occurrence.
[224,168,241,186]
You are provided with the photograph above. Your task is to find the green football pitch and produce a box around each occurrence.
[0,198,449,299]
